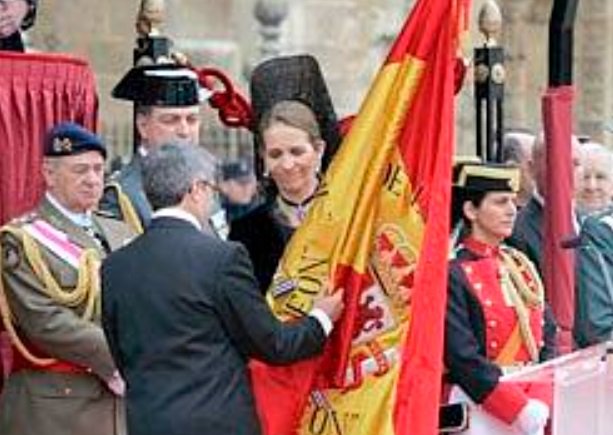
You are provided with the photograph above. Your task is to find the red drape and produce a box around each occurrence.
[0,51,98,226]
[542,86,576,354]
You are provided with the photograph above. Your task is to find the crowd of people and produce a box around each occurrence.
[2,3,613,435]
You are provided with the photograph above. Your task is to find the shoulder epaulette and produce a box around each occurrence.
[7,211,38,227]
[94,209,118,219]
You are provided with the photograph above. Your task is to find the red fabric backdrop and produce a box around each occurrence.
[0,51,98,387]
[0,51,98,225]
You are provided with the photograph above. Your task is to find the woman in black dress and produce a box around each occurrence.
[229,100,326,293]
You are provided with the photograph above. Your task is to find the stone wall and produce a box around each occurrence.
[23,0,613,161]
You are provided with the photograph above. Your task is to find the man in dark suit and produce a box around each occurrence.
[508,133,582,273]
[101,143,344,435]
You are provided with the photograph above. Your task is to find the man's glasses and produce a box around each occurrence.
[193,179,221,201]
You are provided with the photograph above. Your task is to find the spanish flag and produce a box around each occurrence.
[251,0,469,433]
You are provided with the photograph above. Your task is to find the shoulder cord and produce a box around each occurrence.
[106,182,144,234]
[0,226,100,366]
[499,248,545,362]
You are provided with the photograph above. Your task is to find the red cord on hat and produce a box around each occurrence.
[193,67,253,130]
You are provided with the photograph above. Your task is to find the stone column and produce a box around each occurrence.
[253,0,289,60]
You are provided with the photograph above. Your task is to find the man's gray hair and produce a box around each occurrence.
[142,143,217,210]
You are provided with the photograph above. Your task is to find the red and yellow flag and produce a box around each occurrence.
[251,0,470,434]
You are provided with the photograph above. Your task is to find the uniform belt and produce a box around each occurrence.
[12,360,88,375]
[10,345,89,375]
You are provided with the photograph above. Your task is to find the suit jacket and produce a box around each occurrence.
[574,206,613,347]
[101,155,152,227]
[229,200,294,293]
[102,216,326,435]
[0,197,134,435]
[507,196,543,273]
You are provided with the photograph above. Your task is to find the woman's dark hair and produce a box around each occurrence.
[450,187,488,236]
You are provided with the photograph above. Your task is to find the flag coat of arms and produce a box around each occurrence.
[250,0,470,434]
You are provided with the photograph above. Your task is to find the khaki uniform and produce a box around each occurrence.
[0,197,134,435]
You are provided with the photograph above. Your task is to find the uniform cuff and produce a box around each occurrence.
[308,308,333,336]
[481,381,528,424]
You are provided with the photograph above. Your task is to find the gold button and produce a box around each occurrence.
[490,341,499,349]
[64,387,72,395]
[488,319,497,328]
[484,299,493,307]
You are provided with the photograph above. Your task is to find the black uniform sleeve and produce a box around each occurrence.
[444,262,503,404]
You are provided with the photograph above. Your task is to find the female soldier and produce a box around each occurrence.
[444,162,556,435]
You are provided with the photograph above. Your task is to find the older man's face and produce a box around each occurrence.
[576,146,613,213]
[137,106,201,150]
[43,151,105,213]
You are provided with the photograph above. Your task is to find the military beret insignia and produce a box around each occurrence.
[44,122,106,159]
[53,137,73,154]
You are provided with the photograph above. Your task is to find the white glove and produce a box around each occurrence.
[513,399,550,435]
[106,370,126,397]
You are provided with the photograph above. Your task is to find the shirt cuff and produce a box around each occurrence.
[308,308,333,336]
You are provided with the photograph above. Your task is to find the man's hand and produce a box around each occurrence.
[313,289,345,322]
[106,370,126,396]
[0,0,28,38]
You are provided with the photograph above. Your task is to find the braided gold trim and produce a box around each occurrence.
[0,226,101,366]
[107,182,144,234]
[499,247,544,362]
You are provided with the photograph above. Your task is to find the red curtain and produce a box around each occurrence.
[0,51,98,225]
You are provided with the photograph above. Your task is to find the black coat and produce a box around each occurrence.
[101,217,326,435]
[229,201,295,293]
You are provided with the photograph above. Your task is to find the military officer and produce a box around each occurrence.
[0,122,134,435]
[100,63,207,232]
